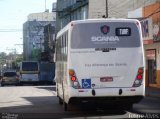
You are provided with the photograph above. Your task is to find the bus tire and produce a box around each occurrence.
[63,101,68,111]
[59,97,63,105]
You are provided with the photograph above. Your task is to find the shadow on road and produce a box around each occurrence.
[0,95,128,119]
[36,86,56,91]
[79,103,127,115]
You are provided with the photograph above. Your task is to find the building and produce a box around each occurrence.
[28,12,56,21]
[143,2,160,88]
[108,0,158,18]
[55,0,89,32]
[128,1,160,88]
[55,0,109,32]
[23,12,56,61]
[55,0,159,33]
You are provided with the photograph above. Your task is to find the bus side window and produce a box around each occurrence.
[57,38,60,61]
[60,36,62,62]
[61,36,64,62]
[64,32,67,61]
[55,40,58,62]
[66,31,68,58]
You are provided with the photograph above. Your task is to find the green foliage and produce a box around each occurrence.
[14,55,23,70]
[31,48,41,60]
[0,52,7,58]
[0,52,23,70]
[0,52,7,65]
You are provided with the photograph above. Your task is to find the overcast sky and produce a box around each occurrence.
[0,0,56,54]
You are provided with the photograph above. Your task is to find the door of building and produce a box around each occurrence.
[148,60,156,84]
[146,49,157,85]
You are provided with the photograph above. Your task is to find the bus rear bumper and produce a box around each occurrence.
[67,86,145,104]
[69,96,144,105]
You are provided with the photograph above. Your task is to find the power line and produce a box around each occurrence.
[108,1,129,18]
[0,31,22,32]
[0,29,22,32]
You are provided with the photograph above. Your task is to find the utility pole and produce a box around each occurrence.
[45,0,47,11]
[106,0,108,18]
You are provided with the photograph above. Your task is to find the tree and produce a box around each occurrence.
[0,52,7,59]
[0,52,7,68]
[31,48,41,61]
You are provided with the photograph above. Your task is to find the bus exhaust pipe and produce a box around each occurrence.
[92,89,96,96]
[119,89,123,95]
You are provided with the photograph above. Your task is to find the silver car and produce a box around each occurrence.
[1,71,20,86]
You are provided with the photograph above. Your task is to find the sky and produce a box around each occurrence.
[0,0,56,54]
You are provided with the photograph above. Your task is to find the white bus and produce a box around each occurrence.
[19,61,39,85]
[55,19,145,111]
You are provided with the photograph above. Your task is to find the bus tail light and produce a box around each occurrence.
[71,76,76,81]
[69,69,81,89]
[69,70,75,76]
[132,67,144,87]
[137,75,142,80]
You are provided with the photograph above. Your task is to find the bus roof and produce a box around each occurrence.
[56,18,140,38]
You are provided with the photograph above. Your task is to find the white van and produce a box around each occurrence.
[20,61,39,84]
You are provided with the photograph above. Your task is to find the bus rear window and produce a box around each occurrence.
[22,62,38,71]
[71,22,140,49]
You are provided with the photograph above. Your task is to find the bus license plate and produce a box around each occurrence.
[100,77,113,82]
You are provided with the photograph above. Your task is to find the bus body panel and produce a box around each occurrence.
[67,86,145,97]
[55,19,145,106]
[59,84,145,104]
[69,48,143,88]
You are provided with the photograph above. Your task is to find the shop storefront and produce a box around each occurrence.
[143,2,160,88]
[144,44,160,88]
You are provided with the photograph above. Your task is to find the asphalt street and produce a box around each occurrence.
[0,85,160,119]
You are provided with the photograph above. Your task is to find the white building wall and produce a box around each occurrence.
[88,0,106,18]
[108,0,158,18]
[28,12,56,21]
[128,8,143,18]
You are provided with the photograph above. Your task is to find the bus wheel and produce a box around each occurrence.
[63,101,68,111]
[59,97,63,105]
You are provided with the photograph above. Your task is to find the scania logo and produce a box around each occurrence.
[101,25,110,34]
[91,36,119,42]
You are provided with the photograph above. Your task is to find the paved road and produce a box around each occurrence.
[0,85,160,119]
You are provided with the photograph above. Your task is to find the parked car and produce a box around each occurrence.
[1,71,20,86]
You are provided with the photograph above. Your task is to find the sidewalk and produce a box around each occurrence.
[146,87,160,98]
